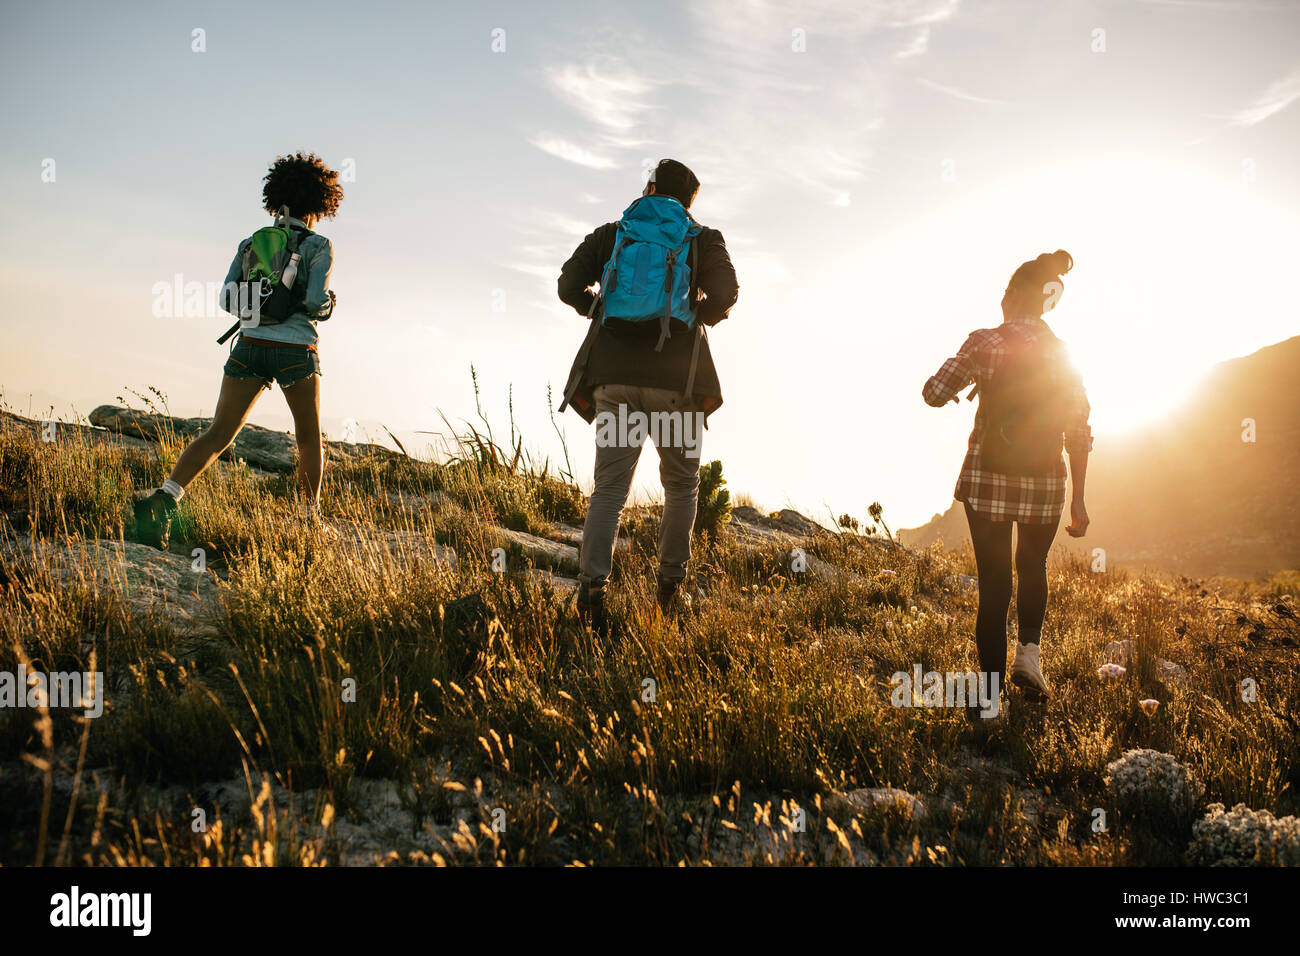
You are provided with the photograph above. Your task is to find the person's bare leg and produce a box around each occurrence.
[281,373,323,505]
[168,376,266,488]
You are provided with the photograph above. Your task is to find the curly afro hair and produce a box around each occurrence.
[261,151,344,220]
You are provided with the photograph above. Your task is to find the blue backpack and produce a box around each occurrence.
[594,195,701,351]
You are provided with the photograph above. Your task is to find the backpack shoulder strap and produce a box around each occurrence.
[680,227,705,401]
[689,231,700,307]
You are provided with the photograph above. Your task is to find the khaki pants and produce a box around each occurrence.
[578,384,702,594]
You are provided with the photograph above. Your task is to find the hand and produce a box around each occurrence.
[1066,499,1089,538]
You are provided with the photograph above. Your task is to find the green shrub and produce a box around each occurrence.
[695,459,730,539]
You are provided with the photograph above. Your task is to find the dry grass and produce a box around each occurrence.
[0,413,1297,866]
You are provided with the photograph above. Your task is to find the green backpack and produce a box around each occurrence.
[217,207,316,344]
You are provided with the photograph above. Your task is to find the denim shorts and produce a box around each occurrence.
[223,338,321,389]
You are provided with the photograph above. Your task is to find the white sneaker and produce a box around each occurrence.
[1010,642,1050,700]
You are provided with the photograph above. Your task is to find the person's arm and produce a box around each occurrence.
[557,223,616,316]
[1066,447,1089,537]
[922,333,980,407]
[217,240,248,315]
[693,229,738,326]
[299,236,335,317]
[1064,360,1093,537]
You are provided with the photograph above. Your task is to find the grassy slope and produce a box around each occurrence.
[0,416,1297,866]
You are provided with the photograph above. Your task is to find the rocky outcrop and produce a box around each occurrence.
[730,506,831,544]
[87,405,398,474]
[1,534,222,645]
[1,410,156,456]
[494,527,579,572]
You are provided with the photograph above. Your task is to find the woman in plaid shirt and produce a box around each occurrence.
[923,250,1092,712]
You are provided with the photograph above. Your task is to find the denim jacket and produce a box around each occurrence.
[218,216,334,346]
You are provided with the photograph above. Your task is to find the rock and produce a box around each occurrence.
[729,506,829,547]
[525,570,580,597]
[88,405,397,474]
[2,410,157,456]
[1103,639,1132,666]
[494,528,579,571]
[550,522,628,555]
[802,553,868,587]
[551,523,584,547]
[1,534,222,642]
[1157,659,1188,685]
[440,593,498,677]
[838,787,926,819]
[329,519,457,568]
[774,509,825,537]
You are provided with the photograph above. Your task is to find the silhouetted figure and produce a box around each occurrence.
[558,159,739,633]
[134,152,341,548]
[923,250,1092,712]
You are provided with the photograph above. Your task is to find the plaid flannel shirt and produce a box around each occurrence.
[923,317,1092,524]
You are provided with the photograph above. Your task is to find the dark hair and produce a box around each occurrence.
[1008,249,1073,310]
[650,158,701,208]
[262,151,344,220]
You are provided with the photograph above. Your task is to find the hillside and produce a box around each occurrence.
[0,403,1297,867]
[900,336,1300,579]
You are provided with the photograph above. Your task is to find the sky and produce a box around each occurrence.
[1,0,1297,529]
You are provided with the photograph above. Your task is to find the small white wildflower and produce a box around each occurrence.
[1187,803,1300,866]
[1105,749,1203,834]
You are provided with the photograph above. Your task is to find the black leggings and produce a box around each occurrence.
[964,503,1060,692]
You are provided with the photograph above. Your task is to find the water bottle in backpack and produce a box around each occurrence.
[233,206,310,327]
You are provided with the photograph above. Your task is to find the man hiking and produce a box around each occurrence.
[557,158,739,634]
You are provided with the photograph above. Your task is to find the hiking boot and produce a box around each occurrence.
[1010,641,1050,701]
[133,489,178,549]
[656,577,692,615]
[577,587,609,638]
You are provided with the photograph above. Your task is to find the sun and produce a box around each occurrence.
[1007,158,1293,437]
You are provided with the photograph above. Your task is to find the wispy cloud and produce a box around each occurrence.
[1230,68,1300,126]
[522,0,967,292]
[546,61,659,133]
[529,133,616,169]
[1138,0,1291,8]
[889,0,961,27]
[896,27,931,59]
[506,262,559,281]
[916,77,1004,105]
[500,208,603,305]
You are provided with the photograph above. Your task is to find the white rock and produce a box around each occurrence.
[840,787,925,818]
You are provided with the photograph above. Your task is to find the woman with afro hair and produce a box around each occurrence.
[135,152,344,546]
